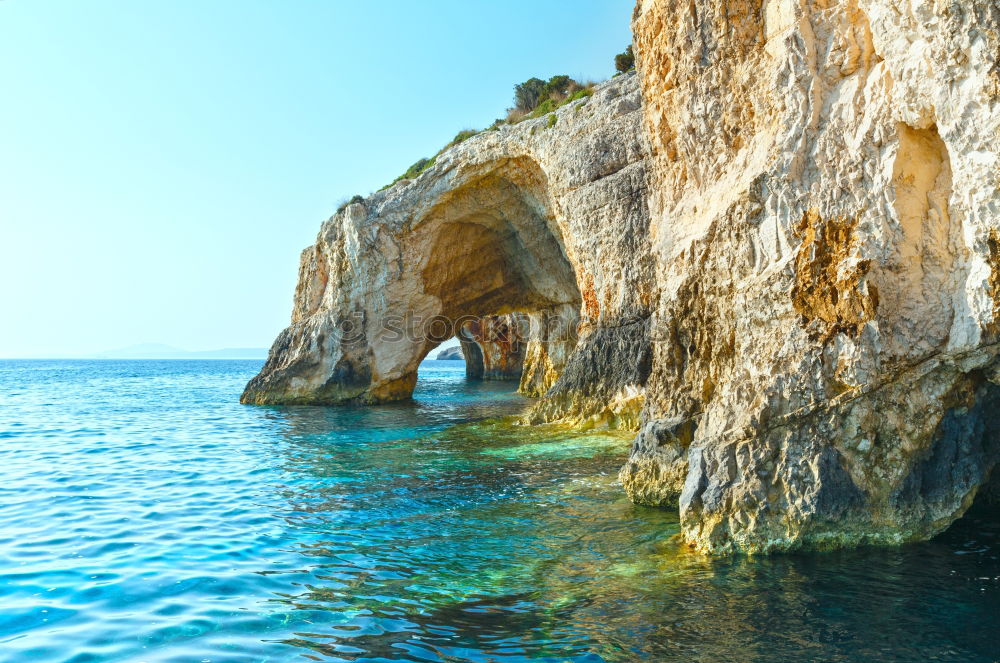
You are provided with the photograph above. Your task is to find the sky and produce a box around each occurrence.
[0,0,633,358]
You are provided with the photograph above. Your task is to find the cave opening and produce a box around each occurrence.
[412,326,523,407]
[936,476,1000,549]
[415,317,526,390]
[928,381,1000,541]
[944,467,1000,534]
[403,157,582,403]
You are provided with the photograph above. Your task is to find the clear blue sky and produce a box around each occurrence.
[0,0,632,358]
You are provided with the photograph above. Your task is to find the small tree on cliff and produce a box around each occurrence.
[513,75,577,116]
[614,45,635,73]
[514,77,546,113]
[541,75,572,99]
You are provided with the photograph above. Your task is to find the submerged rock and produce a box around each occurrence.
[246,0,1000,554]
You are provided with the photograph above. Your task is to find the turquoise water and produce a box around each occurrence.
[1,359,998,662]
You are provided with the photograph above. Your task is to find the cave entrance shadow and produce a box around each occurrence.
[413,318,527,403]
[938,473,1000,544]
[411,333,532,422]
[390,156,582,404]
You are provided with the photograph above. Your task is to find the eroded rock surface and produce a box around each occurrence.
[622,0,1000,553]
[246,0,1000,554]
[242,73,652,429]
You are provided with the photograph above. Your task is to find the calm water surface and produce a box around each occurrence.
[0,359,997,662]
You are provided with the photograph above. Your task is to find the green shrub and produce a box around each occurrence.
[512,84,594,123]
[336,194,366,212]
[542,74,571,99]
[506,71,599,125]
[444,129,478,149]
[512,74,583,117]
[379,55,619,195]
[531,97,557,117]
[614,45,635,73]
[514,77,546,112]
[401,157,434,179]
[379,156,438,191]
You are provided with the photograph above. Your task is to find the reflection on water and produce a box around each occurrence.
[0,359,997,662]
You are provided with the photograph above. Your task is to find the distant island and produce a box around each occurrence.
[436,346,464,360]
[95,343,268,359]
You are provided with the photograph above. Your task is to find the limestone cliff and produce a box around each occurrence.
[242,72,652,430]
[622,0,1000,553]
[245,0,1000,555]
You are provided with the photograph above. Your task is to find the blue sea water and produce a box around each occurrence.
[0,359,997,663]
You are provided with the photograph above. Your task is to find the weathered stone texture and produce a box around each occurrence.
[243,74,653,428]
[246,0,1000,554]
[624,0,1000,553]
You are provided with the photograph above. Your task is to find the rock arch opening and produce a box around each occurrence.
[413,315,529,401]
[401,159,581,401]
[241,155,587,407]
[456,316,527,381]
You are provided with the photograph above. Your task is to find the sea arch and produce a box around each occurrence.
[242,156,583,405]
[242,75,652,429]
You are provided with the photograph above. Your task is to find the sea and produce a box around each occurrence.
[0,359,997,662]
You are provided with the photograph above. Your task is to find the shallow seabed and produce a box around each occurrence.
[0,359,997,662]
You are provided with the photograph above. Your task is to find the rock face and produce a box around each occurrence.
[433,314,527,379]
[246,0,1000,554]
[242,72,652,430]
[435,346,463,360]
[622,0,1000,553]
[458,314,527,381]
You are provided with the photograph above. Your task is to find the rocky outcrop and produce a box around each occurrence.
[246,0,1000,554]
[458,314,527,381]
[242,72,652,428]
[621,0,1000,553]
[435,346,463,360]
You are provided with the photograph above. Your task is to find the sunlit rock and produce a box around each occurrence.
[243,73,652,429]
[246,0,1000,555]
[625,0,1000,553]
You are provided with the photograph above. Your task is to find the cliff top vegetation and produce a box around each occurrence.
[337,45,636,200]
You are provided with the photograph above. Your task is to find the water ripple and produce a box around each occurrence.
[0,359,997,662]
